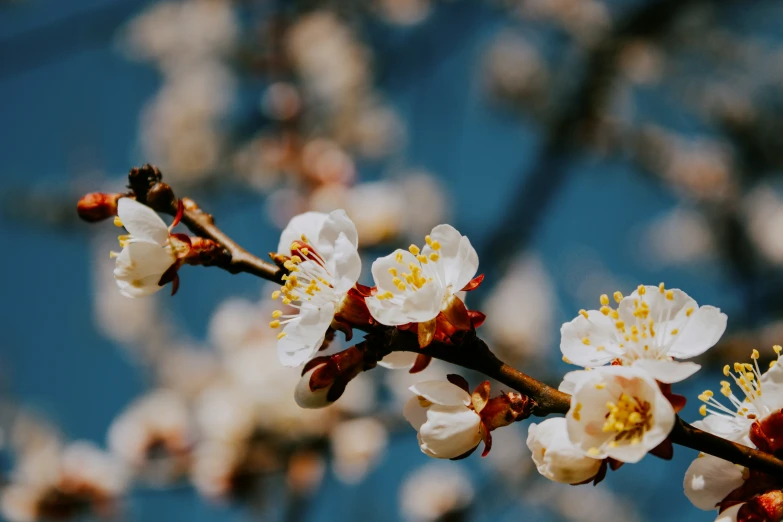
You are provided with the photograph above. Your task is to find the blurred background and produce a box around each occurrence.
[2,0,783,520]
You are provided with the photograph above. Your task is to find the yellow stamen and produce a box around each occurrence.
[269,320,281,329]
[613,291,623,303]
[409,245,420,255]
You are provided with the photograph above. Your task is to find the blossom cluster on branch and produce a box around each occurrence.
[67,165,783,522]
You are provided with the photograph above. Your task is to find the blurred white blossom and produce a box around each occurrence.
[400,462,474,522]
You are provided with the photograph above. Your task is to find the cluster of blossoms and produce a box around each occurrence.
[82,188,783,521]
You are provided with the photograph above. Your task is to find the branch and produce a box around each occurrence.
[104,165,783,478]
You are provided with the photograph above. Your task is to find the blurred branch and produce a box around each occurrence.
[479,0,718,274]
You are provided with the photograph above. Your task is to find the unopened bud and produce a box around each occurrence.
[127,164,162,199]
[77,192,122,222]
[527,417,603,484]
[295,346,373,409]
[480,391,532,431]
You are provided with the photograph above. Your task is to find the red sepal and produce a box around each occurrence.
[461,274,484,292]
[170,199,184,229]
[658,383,687,413]
[480,422,493,457]
[441,295,471,331]
[331,319,353,342]
[410,354,433,374]
[302,355,331,376]
[171,233,192,248]
[649,438,674,460]
[471,381,491,414]
[446,374,470,394]
[170,274,180,296]
[750,410,783,458]
[158,263,180,295]
[468,310,486,329]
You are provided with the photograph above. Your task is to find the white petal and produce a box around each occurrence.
[403,397,428,432]
[277,303,335,367]
[423,225,479,292]
[692,415,753,444]
[667,306,728,359]
[277,211,328,255]
[318,209,359,250]
[114,241,176,297]
[760,361,783,411]
[330,233,361,294]
[378,352,418,370]
[527,418,602,484]
[560,310,623,368]
[714,504,742,522]
[558,370,593,394]
[117,198,170,245]
[632,359,701,384]
[409,381,471,407]
[294,364,332,409]
[683,455,745,511]
[418,405,482,459]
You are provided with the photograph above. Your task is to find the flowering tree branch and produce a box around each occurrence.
[79,165,783,481]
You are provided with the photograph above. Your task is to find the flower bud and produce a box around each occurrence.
[527,417,603,484]
[294,346,371,409]
[76,192,122,222]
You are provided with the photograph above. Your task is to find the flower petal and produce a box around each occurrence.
[117,198,170,245]
[560,310,623,368]
[423,225,478,293]
[366,282,441,326]
[378,352,418,370]
[277,211,328,255]
[714,504,742,522]
[418,405,482,459]
[667,306,728,359]
[318,209,359,251]
[683,455,745,511]
[370,249,418,293]
[330,233,362,294]
[403,397,428,431]
[277,302,335,367]
[409,381,472,407]
[692,415,752,445]
[632,359,701,384]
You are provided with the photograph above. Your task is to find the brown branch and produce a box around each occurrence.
[110,165,783,478]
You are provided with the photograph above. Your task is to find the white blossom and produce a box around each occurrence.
[330,418,388,483]
[563,366,675,463]
[400,462,474,522]
[270,210,361,367]
[366,225,478,329]
[111,198,180,298]
[695,346,783,444]
[403,381,482,459]
[561,284,727,383]
[715,504,743,522]
[527,417,603,484]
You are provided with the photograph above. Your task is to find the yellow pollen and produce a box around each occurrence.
[272,310,282,318]
[395,252,404,263]
[659,282,665,293]
[610,310,619,319]
[277,332,287,340]
[686,307,694,317]
[300,234,308,242]
[582,338,591,345]
[113,216,123,227]
[616,320,625,330]
[613,291,623,303]
[409,245,420,255]
[637,285,646,295]
[429,253,439,262]
[600,294,609,306]
[670,328,678,335]
[600,306,611,316]
[109,251,119,259]
[301,247,310,256]
[563,356,572,364]
[752,349,760,360]
[271,290,281,300]
[771,361,778,370]
[425,235,433,246]
[579,309,589,319]
[290,255,302,264]
[698,391,714,402]
[723,365,730,377]
[601,393,652,443]
[595,383,606,390]
[417,254,428,264]
[587,447,600,456]
[775,345,782,355]
[699,405,707,416]
[269,320,281,329]
[573,403,582,421]
[431,240,441,251]
[665,290,674,300]
[388,267,398,277]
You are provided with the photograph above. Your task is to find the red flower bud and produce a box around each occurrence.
[76,192,122,222]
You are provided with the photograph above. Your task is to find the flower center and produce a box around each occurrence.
[602,393,652,445]
[269,236,338,338]
[579,284,693,363]
[698,346,782,421]
[376,235,443,301]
